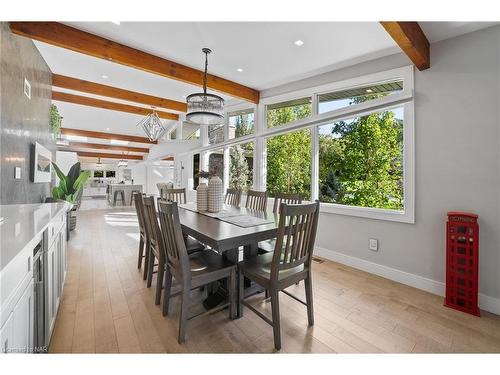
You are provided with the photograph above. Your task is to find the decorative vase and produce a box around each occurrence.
[196,182,208,212]
[208,176,223,213]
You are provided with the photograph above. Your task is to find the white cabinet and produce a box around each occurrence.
[47,219,67,341]
[11,280,34,353]
[0,280,34,354]
[0,313,13,353]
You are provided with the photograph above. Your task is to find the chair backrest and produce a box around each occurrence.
[157,201,191,282]
[272,192,303,213]
[225,188,242,207]
[142,196,164,261]
[245,190,268,212]
[271,201,320,280]
[133,192,146,236]
[162,188,187,204]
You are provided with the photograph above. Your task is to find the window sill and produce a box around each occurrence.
[319,202,414,224]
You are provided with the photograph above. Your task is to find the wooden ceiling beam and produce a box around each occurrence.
[52,91,179,120]
[10,22,260,103]
[76,151,143,160]
[380,22,430,71]
[52,74,187,112]
[60,128,157,144]
[64,142,149,153]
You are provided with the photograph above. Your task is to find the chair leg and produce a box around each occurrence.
[137,237,144,269]
[146,250,154,288]
[265,289,269,299]
[270,289,281,350]
[305,274,314,326]
[178,289,190,344]
[228,269,236,319]
[238,270,245,318]
[143,240,150,280]
[162,268,172,316]
[155,259,165,305]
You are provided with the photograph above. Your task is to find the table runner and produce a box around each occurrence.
[179,203,275,228]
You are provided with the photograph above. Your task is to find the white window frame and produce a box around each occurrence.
[179,66,415,223]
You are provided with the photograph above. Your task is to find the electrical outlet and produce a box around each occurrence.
[14,167,21,179]
[369,238,378,252]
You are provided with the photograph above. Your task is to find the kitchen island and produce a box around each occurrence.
[107,184,143,206]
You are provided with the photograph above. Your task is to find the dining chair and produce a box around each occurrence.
[142,196,167,305]
[238,200,320,350]
[259,192,303,253]
[245,190,268,212]
[162,188,187,204]
[133,192,149,271]
[225,188,242,207]
[158,201,237,343]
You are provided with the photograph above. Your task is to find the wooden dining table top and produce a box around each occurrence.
[177,203,279,253]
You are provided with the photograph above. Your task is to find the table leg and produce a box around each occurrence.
[224,248,242,318]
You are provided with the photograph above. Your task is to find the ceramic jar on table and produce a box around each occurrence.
[208,176,223,213]
[196,182,208,212]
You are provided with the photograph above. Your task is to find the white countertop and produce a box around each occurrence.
[0,202,71,271]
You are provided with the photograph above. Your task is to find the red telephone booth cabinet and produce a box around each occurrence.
[445,212,480,316]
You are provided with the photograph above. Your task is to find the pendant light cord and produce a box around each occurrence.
[202,48,211,95]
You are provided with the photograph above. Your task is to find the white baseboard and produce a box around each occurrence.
[314,246,500,316]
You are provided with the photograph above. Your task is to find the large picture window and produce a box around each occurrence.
[266,129,311,199]
[318,107,404,210]
[207,148,224,181]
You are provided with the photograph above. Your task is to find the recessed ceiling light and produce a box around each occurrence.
[111,21,121,25]
[182,95,187,98]
[366,89,373,93]
[101,74,109,79]
[294,40,304,47]
[105,127,110,131]
[236,68,243,72]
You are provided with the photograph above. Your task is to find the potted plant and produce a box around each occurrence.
[51,162,90,230]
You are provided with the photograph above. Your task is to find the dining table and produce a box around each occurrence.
[177,202,280,317]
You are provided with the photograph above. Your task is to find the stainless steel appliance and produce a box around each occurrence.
[33,231,47,351]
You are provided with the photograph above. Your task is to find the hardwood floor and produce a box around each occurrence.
[49,207,500,353]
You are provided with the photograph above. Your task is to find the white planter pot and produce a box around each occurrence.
[196,183,208,212]
[208,176,223,213]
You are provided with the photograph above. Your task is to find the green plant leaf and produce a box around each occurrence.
[52,186,63,199]
[73,170,90,192]
[66,162,81,192]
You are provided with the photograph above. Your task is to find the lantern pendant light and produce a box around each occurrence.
[137,107,168,142]
[186,48,224,125]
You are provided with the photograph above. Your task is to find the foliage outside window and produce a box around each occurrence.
[266,129,311,199]
[228,109,254,139]
[193,153,200,188]
[318,105,404,210]
[93,170,103,178]
[208,149,224,181]
[318,80,403,114]
[105,170,116,178]
[266,97,312,128]
[229,142,254,191]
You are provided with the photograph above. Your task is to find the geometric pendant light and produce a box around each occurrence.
[137,109,168,141]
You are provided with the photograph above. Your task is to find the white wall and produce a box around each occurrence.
[261,26,500,309]
[55,151,78,174]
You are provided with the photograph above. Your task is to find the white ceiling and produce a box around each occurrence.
[34,21,498,159]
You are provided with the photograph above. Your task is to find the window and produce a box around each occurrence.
[228,109,254,139]
[208,148,224,181]
[229,142,254,191]
[318,80,403,114]
[318,107,404,211]
[208,124,224,144]
[184,122,200,140]
[105,170,116,178]
[266,97,312,128]
[266,129,311,199]
[93,170,103,178]
[193,153,200,189]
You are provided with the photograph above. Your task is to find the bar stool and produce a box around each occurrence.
[113,190,125,206]
[130,190,141,205]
